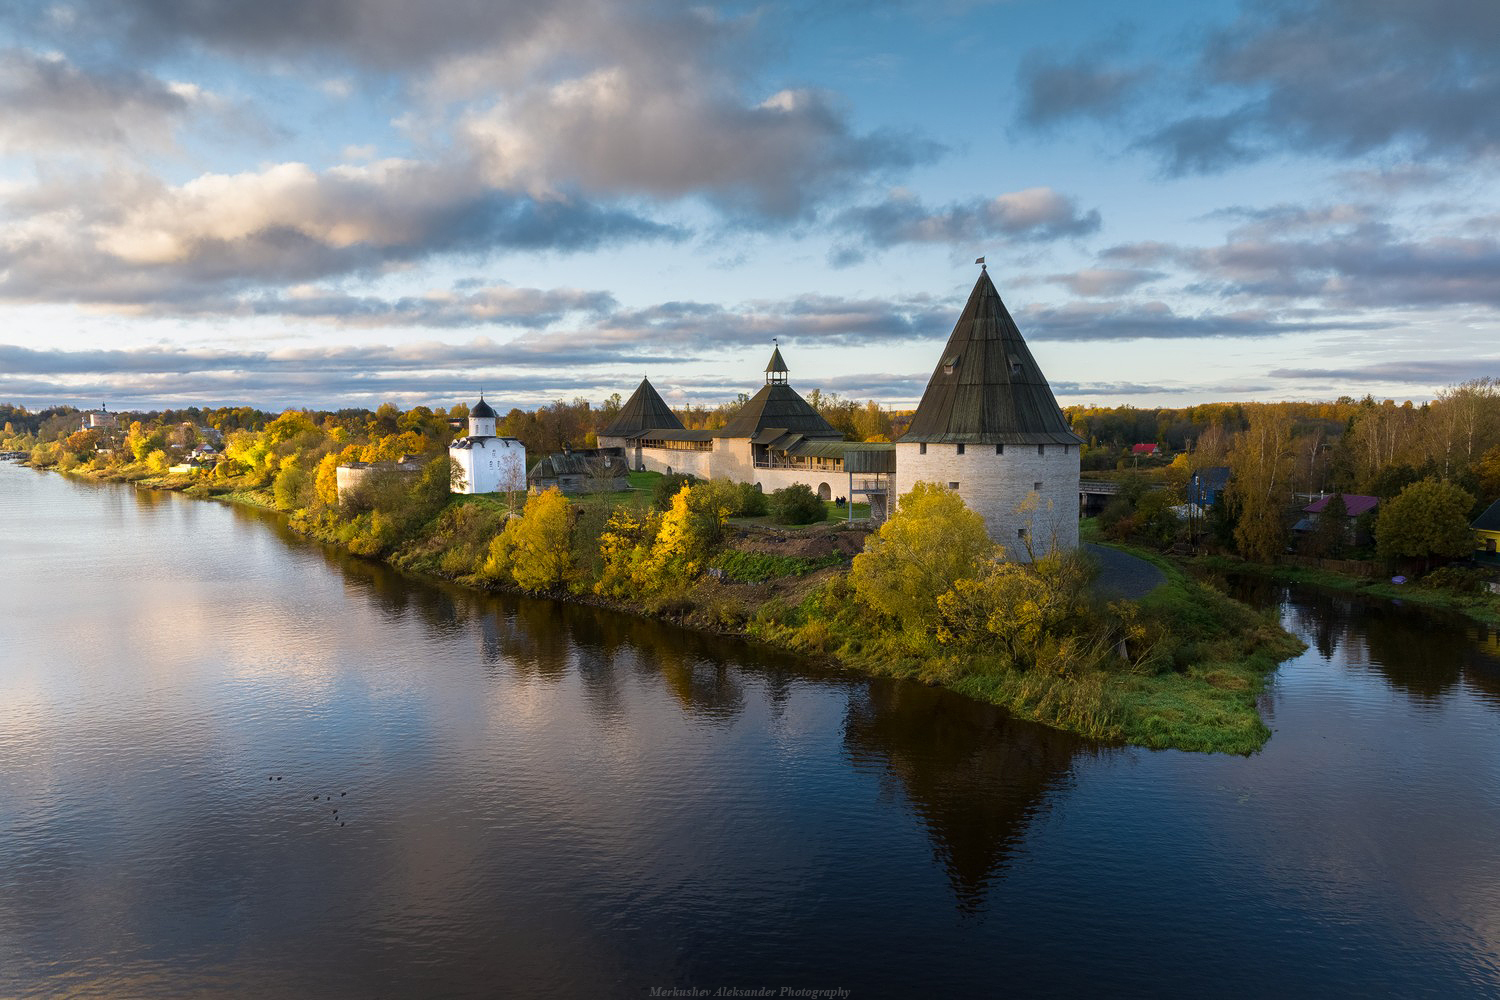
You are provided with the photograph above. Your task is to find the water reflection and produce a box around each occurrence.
[844,679,1089,909]
[1218,576,1500,708]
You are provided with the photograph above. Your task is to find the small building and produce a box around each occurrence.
[528,448,630,495]
[1131,443,1159,458]
[1473,498,1500,563]
[1187,466,1230,507]
[81,403,118,431]
[449,395,526,494]
[1294,493,1380,544]
[336,455,423,500]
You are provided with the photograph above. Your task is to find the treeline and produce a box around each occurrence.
[1095,380,1500,580]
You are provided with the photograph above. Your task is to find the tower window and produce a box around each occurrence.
[956,443,965,455]
[995,443,1004,455]
[919,443,927,455]
[1034,481,1043,492]
[1017,528,1028,539]
[948,482,959,490]
[1037,444,1045,455]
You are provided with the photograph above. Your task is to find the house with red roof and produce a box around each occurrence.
[1295,493,1380,546]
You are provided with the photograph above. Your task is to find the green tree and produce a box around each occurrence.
[1375,479,1476,570]
[850,482,994,629]
[1306,492,1348,558]
[767,483,825,524]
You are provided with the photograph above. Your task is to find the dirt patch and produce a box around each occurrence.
[728,522,872,559]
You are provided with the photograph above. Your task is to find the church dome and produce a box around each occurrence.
[470,397,496,419]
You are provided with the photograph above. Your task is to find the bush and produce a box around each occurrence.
[767,483,825,524]
[1420,565,1489,595]
[652,472,697,510]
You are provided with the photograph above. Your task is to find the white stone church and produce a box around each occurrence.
[448,395,526,495]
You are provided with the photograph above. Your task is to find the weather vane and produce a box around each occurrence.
[975,255,986,271]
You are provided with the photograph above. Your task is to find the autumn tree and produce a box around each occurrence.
[1229,407,1295,563]
[850,482,994,629]
[506,488,576,592]
[1375,479,1476,571]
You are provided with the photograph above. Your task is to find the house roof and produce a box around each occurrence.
[715,382,841,440]
[1473,498,1500,532]
[899,269,1081,445]
[603,378,683,437]
[528,451,629,479]
[470,396,496,419]
[1303,493,1380,517]
[766,346,788,373]
[1131,443,1158,455]
[1194,466,1231,489]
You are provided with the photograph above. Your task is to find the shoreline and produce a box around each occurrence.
[27,462,1306,755]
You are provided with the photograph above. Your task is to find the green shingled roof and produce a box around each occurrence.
[603,377,684,438]
[900,270,1081,445]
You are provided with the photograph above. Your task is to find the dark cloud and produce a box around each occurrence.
[588,293,954,349]
[831,187,1100,258]
[1015,300,1382,341]
[1017,52,1151,127]
[1141,0,1500,173]
[0,48,198,152]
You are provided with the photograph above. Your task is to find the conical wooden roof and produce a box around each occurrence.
[715,382,841,439]
[765,346,788,373]
[900,270,1080,445]
[603,378,683,437]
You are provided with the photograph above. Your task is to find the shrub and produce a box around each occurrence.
[1420,565,1488,595]
[652,472,697,510]
[767,483,825,524]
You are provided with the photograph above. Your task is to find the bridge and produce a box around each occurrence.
[1078,479,1166,518]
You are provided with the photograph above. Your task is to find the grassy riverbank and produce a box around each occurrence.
[47,462,1303,755]
[1189,553,1500,627]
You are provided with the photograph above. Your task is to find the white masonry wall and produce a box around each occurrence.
[450,438,526,494]
[893,442,1079,561]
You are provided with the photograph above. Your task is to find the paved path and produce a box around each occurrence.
[1086,542,1166,601]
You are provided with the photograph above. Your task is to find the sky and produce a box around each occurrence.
[1,0,1498,414]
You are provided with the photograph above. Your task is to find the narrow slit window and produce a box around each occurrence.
[919,443,927,455]
[1033,482,1043,492]
[956,443,965,455]
[995,443,1004,455]
[1037,444,1045,455]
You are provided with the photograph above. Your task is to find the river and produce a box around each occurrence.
[1,462,1498,998]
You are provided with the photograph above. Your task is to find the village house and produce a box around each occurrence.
[1187,466,1231,507]
[1294,493,1380,546]
[1473,498,1500,563]
[527,448,630,495]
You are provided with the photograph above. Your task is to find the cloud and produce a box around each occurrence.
[1044,268,1163,297]
[462,79,930,219]
[1140,0,1500,173]
[0,48,198,152]
[1268,359,1500,384]
[1017,52,1151,127]
[831,187,1100,260]
[0,161,682,306]
[1015,300,1381,341]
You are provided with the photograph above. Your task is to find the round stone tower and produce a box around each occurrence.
[894,267,1081,561]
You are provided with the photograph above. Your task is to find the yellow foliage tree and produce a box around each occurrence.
[503,488,576,592]
[644,483,728,582]
[850,481,994,629]
[595,508,659,598]
[314,453,341,509]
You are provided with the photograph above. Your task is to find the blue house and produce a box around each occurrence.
[1188,466,1230,507]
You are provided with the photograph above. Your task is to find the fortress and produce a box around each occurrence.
[598,268,1081,560]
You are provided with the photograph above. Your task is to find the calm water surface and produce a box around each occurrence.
[2,462,1498,998]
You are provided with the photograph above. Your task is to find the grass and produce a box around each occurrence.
[711,550,843,582]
